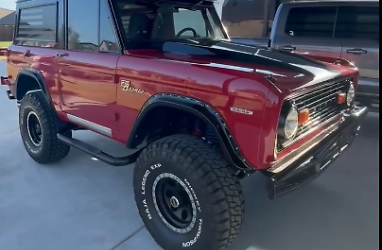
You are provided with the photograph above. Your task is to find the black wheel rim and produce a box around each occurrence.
[26,111,43,146]
[153,173,196,233]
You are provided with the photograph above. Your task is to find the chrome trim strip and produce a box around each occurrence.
[67,114,112,137]
[280,113,341,150]
[161,59,254,73]
[207,63,254,73]
[269,120,341,174]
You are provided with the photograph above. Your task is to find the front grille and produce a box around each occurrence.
[277,79,349,152]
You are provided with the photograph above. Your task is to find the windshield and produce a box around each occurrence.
[112,0,227,48]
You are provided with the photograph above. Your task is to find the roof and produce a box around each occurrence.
[0,12,16,25]
[0,7,13,19]
[284,0,379,7]
[291,0,379,2]
[289,0,379,3]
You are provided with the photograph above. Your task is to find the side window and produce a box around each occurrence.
[336,6,379,40]
[15,4,59,47]
[67,0,99,52]
[221,0,268,38]
[173,9,206,37]
[112,2,155,41]
[285,7,337,38]
[99,0,120,53]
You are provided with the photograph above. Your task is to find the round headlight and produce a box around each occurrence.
[279,105,299,140]
[347,83,355,106]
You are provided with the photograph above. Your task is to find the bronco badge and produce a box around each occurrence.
[121,80,144,94]
[230,107,253,115]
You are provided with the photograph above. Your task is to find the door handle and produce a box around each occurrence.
[346,48,368,55]
[280,45,297,52]
[24,50,32,57]
[57,53,69,58]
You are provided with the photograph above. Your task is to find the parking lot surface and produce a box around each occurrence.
[0,61,379,250]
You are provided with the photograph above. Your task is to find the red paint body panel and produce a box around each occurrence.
[6,46,59,108]
[115,51,273,169]
[58,51,119,130]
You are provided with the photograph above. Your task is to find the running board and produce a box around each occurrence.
[57,133,141,166]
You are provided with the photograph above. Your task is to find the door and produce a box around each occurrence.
[337,5,379,87]
[272,5,342,60]
[12,2,63,111]
[58,0,121,136]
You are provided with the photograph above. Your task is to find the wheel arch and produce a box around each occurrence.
[126,93,254,171]
[15,69,52,105]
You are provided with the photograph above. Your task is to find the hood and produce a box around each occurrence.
[159,40,343,92]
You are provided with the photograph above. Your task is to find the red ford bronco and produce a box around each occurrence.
[1,0,368,250]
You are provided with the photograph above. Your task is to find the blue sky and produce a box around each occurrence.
[0,0,16,10]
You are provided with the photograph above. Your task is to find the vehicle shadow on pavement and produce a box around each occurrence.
[57,114,379,250]
[228,113,379,250]
[61,114,379,250]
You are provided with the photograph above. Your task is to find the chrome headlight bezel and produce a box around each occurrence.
[346,82,356,106]
[278,103,299,140]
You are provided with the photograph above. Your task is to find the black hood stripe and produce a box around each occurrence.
[161,40,342,79]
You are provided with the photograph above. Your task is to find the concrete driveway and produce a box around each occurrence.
[0,60,379,250]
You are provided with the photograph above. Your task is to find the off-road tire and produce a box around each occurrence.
[133,134,244,250]
[19,91,71,164]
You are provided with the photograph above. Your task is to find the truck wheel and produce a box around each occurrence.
[19,91,71,164]
[133,134,244,250]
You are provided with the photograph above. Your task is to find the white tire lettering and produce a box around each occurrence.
[180,179,203,247]
[20,109,25,125]
[143,199,152,220]
[184,179,202,212]
[141,170,150,195]
[141,164,162,220]
[22,109,42,154]
[25,140,41,154]
[182,219,203,248]
[151,163,161,170]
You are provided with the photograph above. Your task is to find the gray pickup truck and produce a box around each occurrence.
[230,0,379,111]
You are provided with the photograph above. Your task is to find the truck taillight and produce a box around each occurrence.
[1,76,9,86]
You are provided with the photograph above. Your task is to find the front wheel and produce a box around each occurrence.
[133,135,244,250]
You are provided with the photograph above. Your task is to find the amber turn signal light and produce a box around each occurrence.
[337,93,346,105]
[298,108,310,125]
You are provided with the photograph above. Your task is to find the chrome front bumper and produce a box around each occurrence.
[265,106,368,199]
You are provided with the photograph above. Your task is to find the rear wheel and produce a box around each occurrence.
[133,134,244,250]
[19,91,71,164]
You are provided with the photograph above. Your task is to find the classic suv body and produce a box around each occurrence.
[8,42,357,172]
[3,0,361,171]
[0,1,368,249]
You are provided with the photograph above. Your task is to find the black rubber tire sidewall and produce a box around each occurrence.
[135,157,217,250]
[19,92,71,164]
[20,104,46,156]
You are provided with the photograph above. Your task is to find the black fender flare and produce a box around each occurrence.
[126,93,254,171]
[15,68,52,105]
